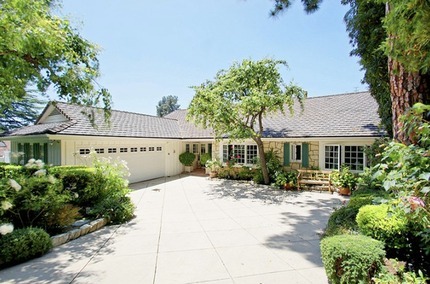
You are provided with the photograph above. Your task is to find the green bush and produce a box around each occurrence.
[179,152,195,166]
[200,153,211,167]
[321,234,385,284]
[0,227,52,266]
[252,169,264,184]
[5,175,71,232]
[356,204,409,250]
[237,167,254,180]
[0,165,23,179]
[324,195,376,237]
[89,196,134,224]
[50,166,97,208]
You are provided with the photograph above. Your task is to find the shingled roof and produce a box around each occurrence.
[3,91,383,139]
[6,102,182,138]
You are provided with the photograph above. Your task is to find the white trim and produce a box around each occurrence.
[290,143,302,163]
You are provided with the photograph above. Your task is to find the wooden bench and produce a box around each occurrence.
[297,169,333,193]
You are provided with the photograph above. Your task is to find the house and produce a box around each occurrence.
[0,141,10,163]
[1,91,384,183]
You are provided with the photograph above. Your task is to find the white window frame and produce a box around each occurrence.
[321,143,368,172]
[324,144,341,170]
[290,143,302,162]
[221,143,258,166]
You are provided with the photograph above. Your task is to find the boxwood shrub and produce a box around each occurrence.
[321,234,385,284]
[0,227,52,266]
[324,195,376,237]
[356,204,409,250]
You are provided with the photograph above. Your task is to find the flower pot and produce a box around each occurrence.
[338,187,351,196]
[284,184,294,190]
[184,166,193,173]
[205,167,211,175]
[209,171,218,178]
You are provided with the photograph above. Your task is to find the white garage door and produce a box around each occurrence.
[118,146,165,183]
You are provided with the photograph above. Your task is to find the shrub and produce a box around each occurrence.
[252,169,264,184]
[45,204,82,234]
[320,234,385,284]
[0,165,22,179]
[200,153,211,167]
[325,206,360,237]
[5,175,71,232]
[0,227,52,266]
[89,195,134,224]
[237,167,254,180]
[50,166,97,208]
[356,204,409,250]
[87,156,134,224]
[179,152,195,166]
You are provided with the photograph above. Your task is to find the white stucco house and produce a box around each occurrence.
[1,91,384,183]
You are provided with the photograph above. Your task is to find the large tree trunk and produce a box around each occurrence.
[388,58,430,144]
[254,137,270,185]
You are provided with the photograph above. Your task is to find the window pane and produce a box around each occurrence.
[246,145,258,164]
[344,145,365,171]
[324,145,339,170]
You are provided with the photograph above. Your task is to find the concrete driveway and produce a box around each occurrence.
[0,175,346,284]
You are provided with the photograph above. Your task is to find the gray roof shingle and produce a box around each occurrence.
[3,91,383,139]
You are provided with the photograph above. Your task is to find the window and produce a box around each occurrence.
[200,144,206,154]
[120,147,128,153]
[291,143,302,162]
[79,148,90,155]
[222,144,258,165]
[149,147,155,152]
[156,146,162,151]
[192,144,198,154]
[185,144,190,153]
[344,146,365,171]
[140,147,147,152]
[108,148,117,153]
[246,145,258,164]
[324,145,340,170]
[95,148,105,154]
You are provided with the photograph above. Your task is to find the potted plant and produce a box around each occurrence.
[275,170,297,190]
[331,166,357,196]
[179,152,196,173]
[200,153,211,173]
[206,159,221,178]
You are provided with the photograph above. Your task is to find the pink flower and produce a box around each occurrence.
[409,196,425,211]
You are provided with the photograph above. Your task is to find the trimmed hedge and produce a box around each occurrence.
[324,195,376,237]
[321,234,385,284]
[356,204,409,250]
[0,227,52,266]
[179,152,195,166]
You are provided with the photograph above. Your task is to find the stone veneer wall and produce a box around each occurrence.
[213,140,319,170]
[263,141,319,170]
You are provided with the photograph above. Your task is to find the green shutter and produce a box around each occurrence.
[283,143,290,166]
[302,143,309,168]
[33,144,40,160]
[43,143,48,163]
[23,143,31,163]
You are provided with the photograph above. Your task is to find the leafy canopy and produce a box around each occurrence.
[187,59,306,141]
[0,0,111,118]
[156,95,180,117]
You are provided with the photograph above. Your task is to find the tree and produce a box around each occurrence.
[0,95,45,133]
[269,0,430,144]
[156,95,180,117]
[343,0,392,137]
[187,59,307,184]
[0,0,111,121]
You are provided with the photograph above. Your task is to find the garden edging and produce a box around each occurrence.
[51,218,108,247]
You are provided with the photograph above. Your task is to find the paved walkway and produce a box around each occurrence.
[0,175,346,284]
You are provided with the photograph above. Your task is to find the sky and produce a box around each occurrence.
[56,0,367,116]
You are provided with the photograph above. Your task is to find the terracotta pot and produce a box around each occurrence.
[284,184,294,190]
[209,171,217,178]
[338,187,351,196]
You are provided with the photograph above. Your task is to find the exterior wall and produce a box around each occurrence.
[263,140,319,170]
[61,136,183,183]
